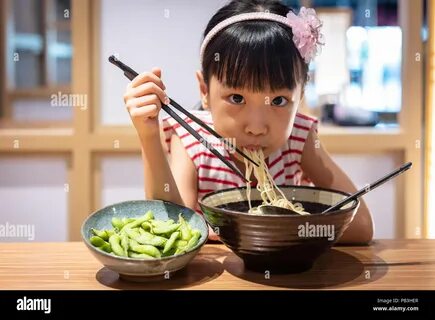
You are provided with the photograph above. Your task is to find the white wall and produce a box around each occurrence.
[0,157,68,242]
[100,156,144,207]
[332,153,401,239]
[12,99,73,122]
[99,0,227,125]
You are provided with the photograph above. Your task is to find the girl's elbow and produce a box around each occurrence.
[357,227,374,245]
[338,215,374,245]
[358,213,374,244]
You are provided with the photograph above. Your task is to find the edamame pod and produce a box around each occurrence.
[175,247,185,255]
[120,233,129,256]
[135,233,167,247]
[150,220,166,228]
[128,251,153,259]
[151,218,175,226]
[129,239,161,258]
[174,239,188,249]
[153,223,180,235]
[186,230,201,250]
[111,217,124,230]
[122,211,154,230]
[178,214,191,241]
[174,239,189,255]
[122,217,135,225]
[143,210,154,220]
[105,229,115,238]
[124,228,141,239]
[162,248,176,257]
[141,221,152,231]
[127,229,167,247]
[163,231,180,254]
[91,228,109,241]
[99,242,112,253]
[108,234,126,257]
[90,236,107,247]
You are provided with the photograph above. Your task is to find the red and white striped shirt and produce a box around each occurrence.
[161,111,318,213]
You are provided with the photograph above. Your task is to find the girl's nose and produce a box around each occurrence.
[244,111,268,136]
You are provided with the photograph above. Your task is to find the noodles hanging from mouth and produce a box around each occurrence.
[243,148,309,215]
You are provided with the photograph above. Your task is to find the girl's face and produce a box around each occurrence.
[196,72,303,163]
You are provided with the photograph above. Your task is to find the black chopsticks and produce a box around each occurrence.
[108,55,259,183]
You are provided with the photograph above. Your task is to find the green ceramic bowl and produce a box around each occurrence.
[81,200,208,281]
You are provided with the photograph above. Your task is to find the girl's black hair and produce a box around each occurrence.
[201,0,308,93]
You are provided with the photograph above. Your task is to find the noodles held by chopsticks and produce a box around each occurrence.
[243,149,309,215]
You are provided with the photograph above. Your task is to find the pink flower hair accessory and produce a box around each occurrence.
[286,7,324,63]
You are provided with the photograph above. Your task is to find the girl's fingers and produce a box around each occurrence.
[131,70,166,90]
[129,82,167,103]
[151,67,161,79]
[126,94,161,110]
[129,104,159,119]
[123,82,133,103]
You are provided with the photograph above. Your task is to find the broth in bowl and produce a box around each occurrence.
[217,200,330,215]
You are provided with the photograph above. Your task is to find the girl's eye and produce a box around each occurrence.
[229,94,245,105]
[271,96,289,107]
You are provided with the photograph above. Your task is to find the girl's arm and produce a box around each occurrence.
[164,133,223,241]
[140,131,198,208]
[301,127,374,244]
[166,133,221,240]
[122,67,185,205]
[166,134,198,210]
[140,134,185,205]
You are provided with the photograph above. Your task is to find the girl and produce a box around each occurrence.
[123,0,373,244]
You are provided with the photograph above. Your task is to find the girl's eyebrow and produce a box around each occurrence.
[265,90,295,99]
[219,88,295,98]
[219,82,240,90]
[219,86,246,93]
[217,80,295,96]
[270,90,293,95]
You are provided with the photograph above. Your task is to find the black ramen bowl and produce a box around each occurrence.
[199,186,359,273]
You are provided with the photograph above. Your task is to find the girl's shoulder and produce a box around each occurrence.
[161,110,213,133]
[283,113,318,186]
[293,112,318,135]
[288,112,318,145]
[160,110,214,154]
[160,111,218,170]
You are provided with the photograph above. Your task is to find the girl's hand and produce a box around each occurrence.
[208,225,221,242]
[123,67,168,140]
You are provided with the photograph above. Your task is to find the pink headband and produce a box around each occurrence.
[200,8,324,65]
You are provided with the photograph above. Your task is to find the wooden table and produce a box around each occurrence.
[1,240,435,290]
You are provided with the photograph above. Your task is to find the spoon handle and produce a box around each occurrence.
[322,162,412,214]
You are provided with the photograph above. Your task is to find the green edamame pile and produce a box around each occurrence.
[89,211,202,259]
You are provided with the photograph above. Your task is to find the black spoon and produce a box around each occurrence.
[260,162,412,215]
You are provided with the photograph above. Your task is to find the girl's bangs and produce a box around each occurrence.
[203,22,306,92]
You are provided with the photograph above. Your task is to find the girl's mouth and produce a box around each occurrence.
[243,145,263,151]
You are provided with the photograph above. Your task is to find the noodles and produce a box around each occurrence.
[243,149,309,215]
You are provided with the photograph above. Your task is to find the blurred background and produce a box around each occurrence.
[0,0,433,241]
